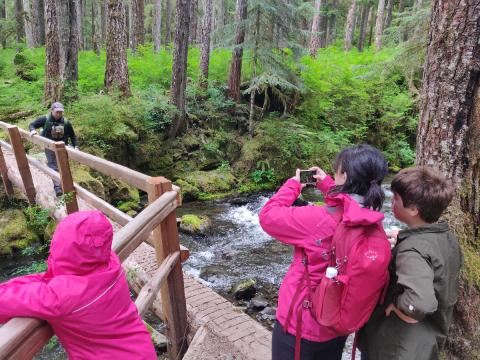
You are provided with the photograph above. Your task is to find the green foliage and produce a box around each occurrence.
[251,169,276,184]
[11,260,47,277]
[23,205,53,242]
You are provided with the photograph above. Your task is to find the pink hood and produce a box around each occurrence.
[324,192,384,226]
[0,211,156,360]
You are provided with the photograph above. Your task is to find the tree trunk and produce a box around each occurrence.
[416,0,423,10]
[319,2,328,48]
[32,0,45,45]
[248,8,260,139]
[189,0,198,44]
[0,0,6,48]
[344,0,356,51]
[153,0,162,52]
[92,0,100,55]
[77,0,83,50]
[169,0,192,139]
[309,0,323,57]
[416,1,480,358]
[374,0,385,50]
[165,0,172,44]
[131,0,145,52]
[228,0,247,102]
[200,0,213,86]
[105,0,130,97]
[65,0,79,94]
[15,0,25,45]
[357,1,370,51]
[367,7,374,46]
[219,0,226,26]
[327,0,338,45]
[101,0,107,45]
[45,0,63,102]
[125,3,130,50]
[23,0,35,47]
[56,0,70,80]
[398,0,404,12]
[384,0,393,29]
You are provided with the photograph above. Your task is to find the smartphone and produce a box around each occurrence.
[300,170,316,185]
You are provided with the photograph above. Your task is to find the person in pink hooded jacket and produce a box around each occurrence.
[0,210,157,360]
[259,145,389,360]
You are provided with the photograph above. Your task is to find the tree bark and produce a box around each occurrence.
[23,0,35,47]
[56,0,70,80]
[248,8,260,139]
[105,0,130,97]
[228,0,247,101]
[0,0,6,48]
[15,0,25,45]
[45,0,63,102]
[32,0,45,45]
[165,0,172,44]
[92,0,100,55]
[189,0,198,44]
[357,1,370,51]
[77,0,84,50]
[416,1,480,358]
[200,0,213,86]
[309,0,323,57]
[153,0,162,52]
[319,1,328,48]
[384,0,393,30]
[374,0,385,50]
[131,0,145,52]
[219,0,226,26]
[367,6,374,46]
[344,0,357,51]
[327,0,338,45]
[169,0,192,138]
[65,0,79,93]
[125,2,130,49]
[101,0,107,45]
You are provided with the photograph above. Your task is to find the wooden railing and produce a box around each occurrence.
[0,121,189,359]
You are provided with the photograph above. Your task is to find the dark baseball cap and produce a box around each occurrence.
[51,102,65,112]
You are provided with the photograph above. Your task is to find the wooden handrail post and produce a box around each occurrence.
[0,145,13,195]
[54,142,78,214]
[7,125,36,204]
[147,177,188,360]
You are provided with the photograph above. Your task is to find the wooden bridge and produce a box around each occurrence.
[0,121,271,360]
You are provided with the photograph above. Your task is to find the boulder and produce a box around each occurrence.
[231,278,257,300]
[179,214,211,235]
[0,210,39,256]
[248,297,269,311]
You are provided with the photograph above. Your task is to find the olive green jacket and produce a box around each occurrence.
[359,222,463,360]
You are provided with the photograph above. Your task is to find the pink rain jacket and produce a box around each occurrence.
[259,176,385,342]
[0,211,156,360]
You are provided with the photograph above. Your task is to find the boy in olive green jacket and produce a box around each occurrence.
[359,166,463,360]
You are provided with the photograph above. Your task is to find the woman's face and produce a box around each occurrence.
[334,167,347,186]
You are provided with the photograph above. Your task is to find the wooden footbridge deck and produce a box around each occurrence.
[0,121,271,360]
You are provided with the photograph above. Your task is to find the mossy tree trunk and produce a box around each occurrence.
[357,1,370,52]
[104,0,130,97]
[32,0,45,46]
[65,0,79,96]
[344,0,356,51]
[326,0,338,45]
[374,0,385,50]
[416,1,480,358]
[309,0,323,57]
[168,0,192,138]
[199,0,213,87]
[45,0,63,102]
[228,0,247,102]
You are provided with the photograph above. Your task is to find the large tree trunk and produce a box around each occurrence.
[416,1,480,358]
[77,0,84,50]
[326,0,338,45]
[105,0,130,97]
[45,0,62,102]
[165,0,172,44]
[219,0,226,26]
[344,0,356,51]
[56,0,70,80]
[319,2,328,48]
[374,0,385,50]
[169,0,192,138]
[309,0,323,57]
[200,0,213,86]
[15,0,25,45]
[367,7,374,46]
[248,8,260,139]
[384,0,393,29]
[32,0,45,45]
[153,0,162,52]
[131,0,145,52]
[125,2,130,49]
[101,0,107,46]
[228,0,247,102]
[357,1,370,51]
[0,0,6,48]
[65,0,79,92]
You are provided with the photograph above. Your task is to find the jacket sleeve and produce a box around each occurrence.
[316,175,335,195]
[394,249,438,321]
[28,116,47,131]
[0,275,83,323]
[66,120,77,147]
[259,178,328,246]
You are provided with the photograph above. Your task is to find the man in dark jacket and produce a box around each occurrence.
[359,166,463,360]
[29,102,77,196]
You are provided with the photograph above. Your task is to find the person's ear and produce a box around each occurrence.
[407,205,419,217]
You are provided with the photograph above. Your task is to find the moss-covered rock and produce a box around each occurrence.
[181,169,236,194]
[231,278,257,300]
[174,179,201,201]
[0,209,39,256]
[180,214,211,235]
[71,164,106,198]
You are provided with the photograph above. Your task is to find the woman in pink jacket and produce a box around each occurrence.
[0,211,156,360]
[259,145,388,360]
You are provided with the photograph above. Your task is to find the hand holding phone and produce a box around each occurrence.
[299,170,317,185]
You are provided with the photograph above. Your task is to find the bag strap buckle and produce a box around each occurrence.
[302,300,312,309]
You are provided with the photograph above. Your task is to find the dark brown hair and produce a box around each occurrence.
[391,166,454,223]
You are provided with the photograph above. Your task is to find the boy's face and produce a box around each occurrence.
[392,192,419,224]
